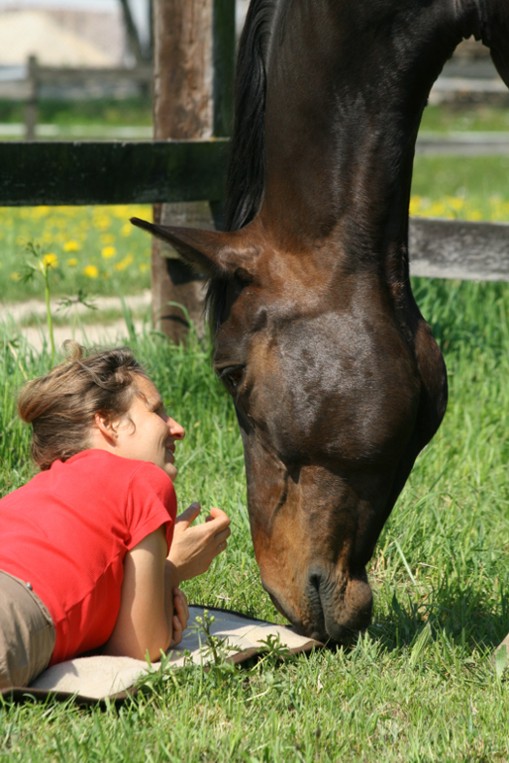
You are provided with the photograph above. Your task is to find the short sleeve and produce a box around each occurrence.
[124,462,177,551]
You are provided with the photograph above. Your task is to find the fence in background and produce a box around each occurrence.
[0,17,507,283]
[0,56,152,140]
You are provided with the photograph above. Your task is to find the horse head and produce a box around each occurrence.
[132,212,446,642]
[132,0,509,642]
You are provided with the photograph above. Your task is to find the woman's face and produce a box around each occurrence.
[113,375,185,479]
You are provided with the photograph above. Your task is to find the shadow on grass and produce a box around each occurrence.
[367,586,509,653]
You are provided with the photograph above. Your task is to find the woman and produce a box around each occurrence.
[0,343,231,688]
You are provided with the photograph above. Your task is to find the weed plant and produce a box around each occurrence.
[0,273,509,761]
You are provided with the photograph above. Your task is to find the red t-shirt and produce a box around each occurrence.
[0,449,176,664]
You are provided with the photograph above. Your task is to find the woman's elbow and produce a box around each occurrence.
[143,627,172,662]
[105,626,172,662]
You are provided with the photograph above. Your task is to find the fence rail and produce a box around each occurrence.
[409,218,509,281]
[0,140,228,206]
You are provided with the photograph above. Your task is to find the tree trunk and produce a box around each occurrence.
[151,0,215,343]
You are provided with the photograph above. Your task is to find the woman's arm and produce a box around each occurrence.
[103,527,175,661]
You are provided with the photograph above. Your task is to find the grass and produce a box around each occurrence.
[0,96,152,128]
[420,103,509,133]
[0,100,508,758]
[1,274,509,760]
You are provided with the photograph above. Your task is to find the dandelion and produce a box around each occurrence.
[67,257,78,267]
[10,272,21,281]
[94,213,111,231]
[42,253,58,269]
[101,245,116,259]
[64,240,80,252]
[83,264,99,279]
[409,196,423,216]
[447,196,465,212]
[114,254,134,272]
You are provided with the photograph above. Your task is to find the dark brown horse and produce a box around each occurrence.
[132,0,509,642]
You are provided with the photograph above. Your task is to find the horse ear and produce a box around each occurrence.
[130,217,258,279]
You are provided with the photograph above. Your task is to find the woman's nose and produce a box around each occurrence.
[168,417,185,439]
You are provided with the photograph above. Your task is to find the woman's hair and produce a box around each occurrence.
[17,342,149,470]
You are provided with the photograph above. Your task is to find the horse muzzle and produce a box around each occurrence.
[262,565,373,644]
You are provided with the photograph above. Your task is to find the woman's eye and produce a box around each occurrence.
[219,365,245,390]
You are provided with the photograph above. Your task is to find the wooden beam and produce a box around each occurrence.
[0,140,229,206]
[151,0,233,343]
[410,217,509,281]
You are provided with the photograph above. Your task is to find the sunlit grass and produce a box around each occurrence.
[411,155,509,221]
[1,274,509,759]
[420,103,509,133]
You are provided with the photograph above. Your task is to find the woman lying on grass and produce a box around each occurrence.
[0,343,231,689]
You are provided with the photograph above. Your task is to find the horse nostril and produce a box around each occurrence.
[309,573,321,592]
[307,568,372,643]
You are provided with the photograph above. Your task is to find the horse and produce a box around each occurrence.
[132,0,509,643]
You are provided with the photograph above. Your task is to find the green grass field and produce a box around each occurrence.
[1,99,509,759]
[1,274,509,760]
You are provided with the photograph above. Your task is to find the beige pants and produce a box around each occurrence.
[0,571,56,689]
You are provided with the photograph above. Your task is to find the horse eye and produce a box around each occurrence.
[219,365,245,390]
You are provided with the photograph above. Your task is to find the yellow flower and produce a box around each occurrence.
[94,213,111,231]
[67,257,78,267]
[101,245,116,259]
[42,253,58,269]
[114,254,134,272]
[10,272,21,282]
[447,196,464,212]
[409,195,423,216]
[83,264,99,279]
[63,240,80,252]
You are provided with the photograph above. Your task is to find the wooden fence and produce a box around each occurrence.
[0,137,506,282]
[0,8,507,284]
[0,58,152,141]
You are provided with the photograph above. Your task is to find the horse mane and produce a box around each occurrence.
[206,0,278,328]
[223,0,277,231]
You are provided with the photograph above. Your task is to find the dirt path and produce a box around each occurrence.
[1,291,152,352]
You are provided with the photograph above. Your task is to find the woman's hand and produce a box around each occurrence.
[168,503,231,583]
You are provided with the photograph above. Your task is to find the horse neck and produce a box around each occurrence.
[258,0,485,266]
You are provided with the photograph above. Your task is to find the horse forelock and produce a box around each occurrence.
[206,0,279,331]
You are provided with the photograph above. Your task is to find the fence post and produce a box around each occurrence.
[151,0,234,343]
[25,55,39,141]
